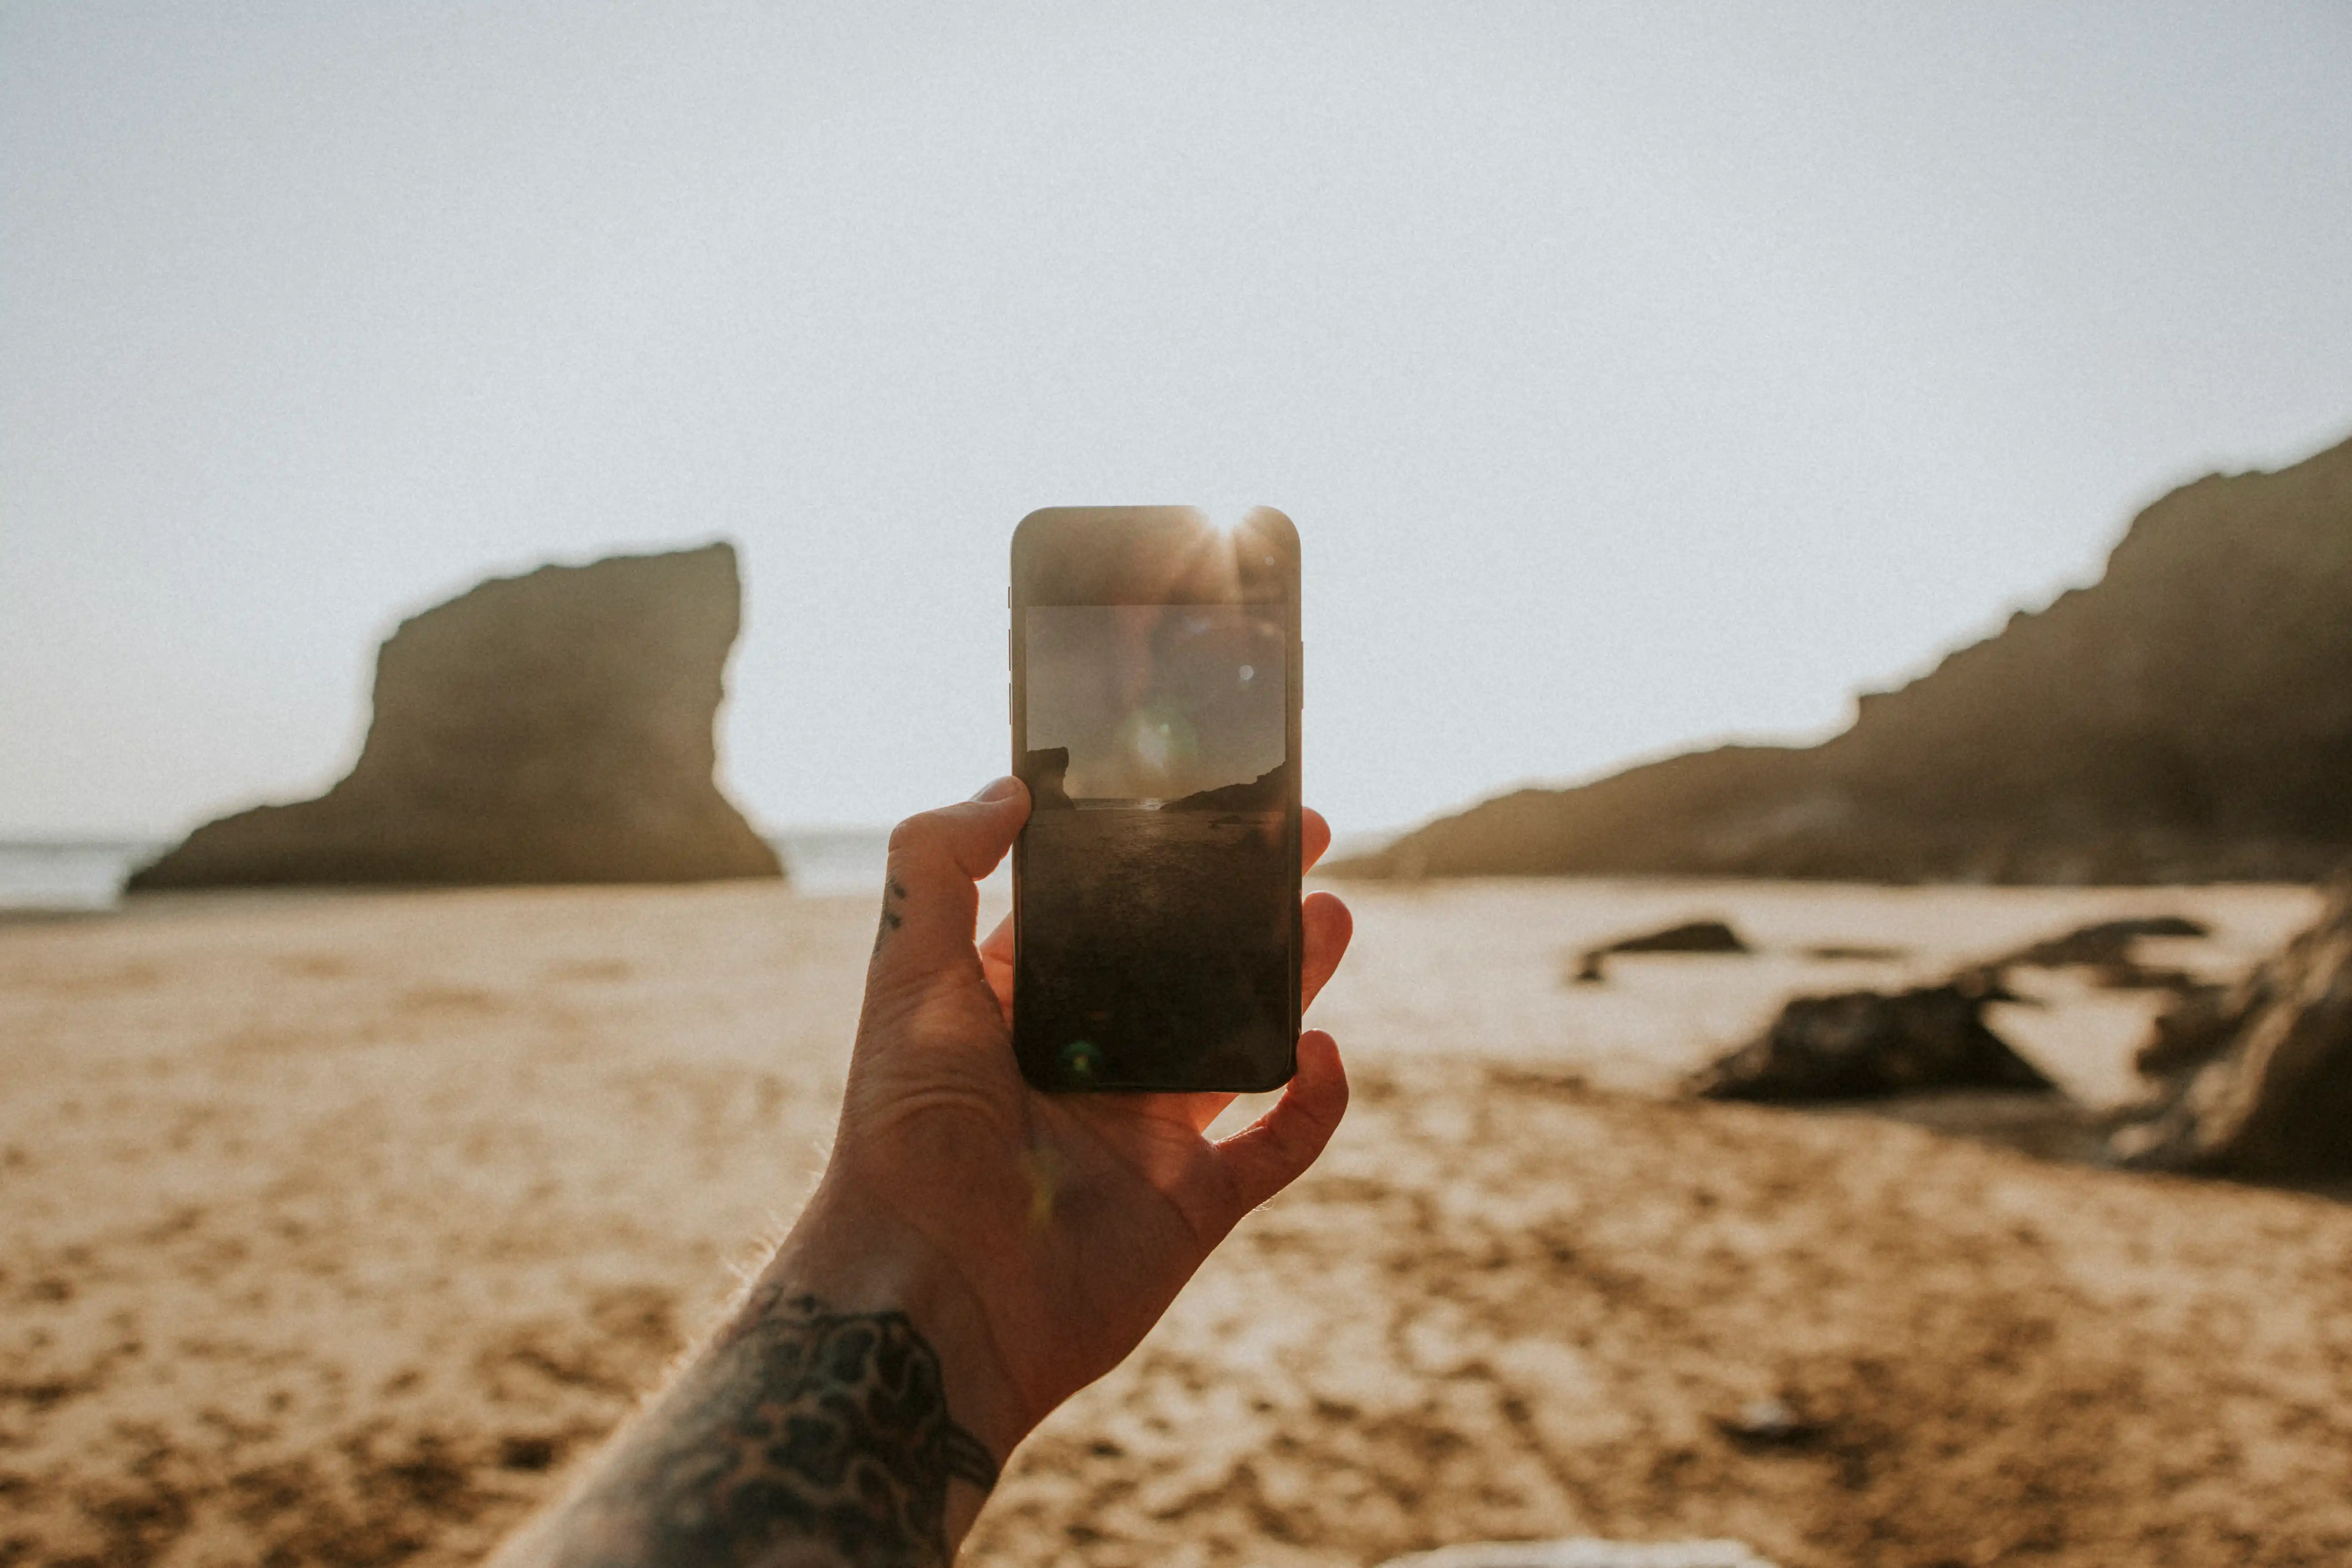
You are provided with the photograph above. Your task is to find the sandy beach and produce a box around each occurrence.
[4,877,2349,1568]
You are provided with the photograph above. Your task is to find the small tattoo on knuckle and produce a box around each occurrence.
[872,877,909,955]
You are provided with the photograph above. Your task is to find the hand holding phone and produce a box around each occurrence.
[835,780,1352,1471]
[481,517,1346,1564]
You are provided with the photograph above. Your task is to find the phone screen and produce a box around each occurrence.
[1012,511,1300,1091]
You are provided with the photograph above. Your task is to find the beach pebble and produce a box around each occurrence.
[1714,1395,1824,1447]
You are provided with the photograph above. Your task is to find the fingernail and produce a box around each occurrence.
[973,776,1023,803]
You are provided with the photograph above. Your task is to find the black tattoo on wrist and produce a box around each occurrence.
[560,1290,998,1568]
[872,877,908,956]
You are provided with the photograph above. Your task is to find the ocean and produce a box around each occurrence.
[0,830,895,913]
[0,823,1394,915]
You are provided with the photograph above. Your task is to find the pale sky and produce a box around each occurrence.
[4,3,2348,840]
[1027,606,1289,802]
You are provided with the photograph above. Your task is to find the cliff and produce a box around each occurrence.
[129,544,782,888]
[1165,761,1291,813]
[1338,433,2352,884]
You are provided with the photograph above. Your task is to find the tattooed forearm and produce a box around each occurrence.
[529,1290,998,1568]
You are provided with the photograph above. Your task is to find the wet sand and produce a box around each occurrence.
[3,879,2348,1567]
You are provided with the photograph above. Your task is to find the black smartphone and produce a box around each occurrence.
[1009,506,1303,1093]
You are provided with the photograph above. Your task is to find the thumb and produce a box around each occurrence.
[867,777,1029,992]
[1201,1031,1349,1235]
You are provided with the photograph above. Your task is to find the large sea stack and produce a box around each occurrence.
[130,543,782,888]
[1339,433,2352,884]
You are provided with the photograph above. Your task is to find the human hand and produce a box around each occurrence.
[777,777,1353,1468]
[488,778,1351,1568]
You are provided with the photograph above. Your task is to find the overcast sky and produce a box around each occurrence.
[4,3,2348,840]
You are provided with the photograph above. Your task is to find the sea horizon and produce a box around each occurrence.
[0,829,896,912]
[0,821,1408,915]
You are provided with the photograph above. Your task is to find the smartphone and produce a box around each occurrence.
[1009,506,1303,1093]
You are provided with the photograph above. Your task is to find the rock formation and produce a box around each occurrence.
[1693,982,2053,1101]
[1571,918,1750,983]
[129,544,782,888]
[1951,914,2214,996]
[2109,877,2352,1177]
[1338,432,2352,883]
[1985,915,2207,971]
[1164,760,1290,812]
[1020,747,1075,811]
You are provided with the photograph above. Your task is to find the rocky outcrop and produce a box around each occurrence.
[1952,915,2215,996]
[1694,982,2053,1101]
[1020,747,1074,811]
[1595,918,1750,955]
[2109,877,2352,1177]
[1571,918,1749,983]
[1165,760,1290,812]
[1338,432,2352,884]
[1688,912,2237,1104]
[130,544,781,888]
[1991,915,2208,969]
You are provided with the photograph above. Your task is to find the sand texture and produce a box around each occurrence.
[4,880,2349,1567]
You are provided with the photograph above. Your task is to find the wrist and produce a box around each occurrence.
[755,1182,1035,1497]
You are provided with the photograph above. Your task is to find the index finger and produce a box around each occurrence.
[1302,807,1332,873]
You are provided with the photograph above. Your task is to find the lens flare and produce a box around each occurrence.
[1193,503,1264,534]
[1116,702,1197,791]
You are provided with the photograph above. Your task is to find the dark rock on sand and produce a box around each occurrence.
[1336,433,2352,884]
[1572,919,1750,983]
[1951,914,2216,996]
[1714,1395,1828,1450]
[1694,983,2054,1101]
[2132,985,2249,1080]
[2109,877,2352,1177]
[1994,915,2209,969]
[129,544,781,888]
